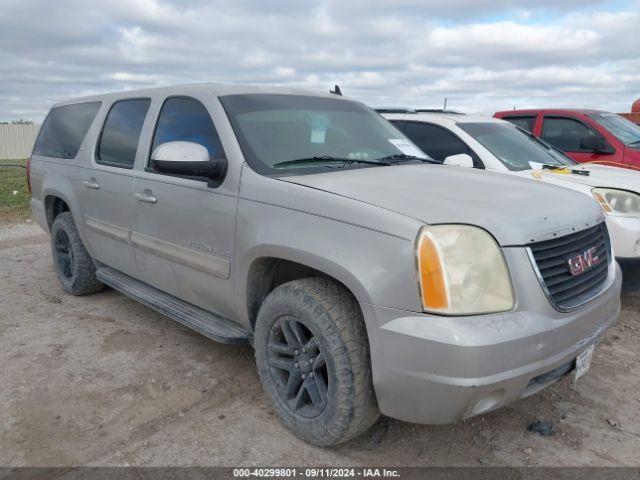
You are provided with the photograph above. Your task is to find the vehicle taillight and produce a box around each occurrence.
[26,157,32,194]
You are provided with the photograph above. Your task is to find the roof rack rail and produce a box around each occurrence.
[374,107,416,114]
[414,109,465,115]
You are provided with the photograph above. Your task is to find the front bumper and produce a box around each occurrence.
[606,215,640,288]
[361,262,622,425]
[617,257,640,290]
[607,215,640,258]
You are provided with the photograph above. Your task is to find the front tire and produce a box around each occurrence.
[254,277,379,445]
[50,212,103,295]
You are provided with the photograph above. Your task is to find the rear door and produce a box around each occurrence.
[82,98,151,278]
[130,95,238,319]
[540,115,618,165]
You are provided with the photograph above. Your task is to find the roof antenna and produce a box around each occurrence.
[443,97,448,110]
[330,84,342,96]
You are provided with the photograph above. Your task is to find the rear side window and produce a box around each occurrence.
[393,121,480,166]
[150,96,225,162]
[502,116,535,133]
[33,102,101,159]
[97,98,151,168]
[541,117,600,152]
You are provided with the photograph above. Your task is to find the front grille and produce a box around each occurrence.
[529,223,611,310]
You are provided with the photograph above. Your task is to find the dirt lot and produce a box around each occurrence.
[1,220,639,467]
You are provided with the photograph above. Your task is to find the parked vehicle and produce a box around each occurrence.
[30,85,621,446]
[494,109,640,169]
[384,111,640,289]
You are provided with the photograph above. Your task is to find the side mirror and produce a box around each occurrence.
[443,153,474,168]
[150,141,226,182]
[579,136,614,155]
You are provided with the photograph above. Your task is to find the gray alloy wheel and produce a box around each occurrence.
[50,212,103,295]
[254,277,379,446]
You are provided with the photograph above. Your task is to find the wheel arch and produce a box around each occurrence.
[242,247,372,332]
[43,190,74,230]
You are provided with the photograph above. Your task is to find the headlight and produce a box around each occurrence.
[415,225,514,315]
[592,188,640,217]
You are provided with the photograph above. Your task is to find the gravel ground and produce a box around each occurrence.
[1,221,639,467]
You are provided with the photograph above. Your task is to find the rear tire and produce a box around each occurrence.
[254,277,379,446]
[50,212,103,295]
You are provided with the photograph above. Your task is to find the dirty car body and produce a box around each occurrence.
[29,85,621,443]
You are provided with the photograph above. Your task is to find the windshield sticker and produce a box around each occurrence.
[388,139,427,158]
[528,161,545,170]
[309,114,328,144]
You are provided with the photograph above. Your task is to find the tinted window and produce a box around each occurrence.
[97,99,150,168]
[503,116,535,133]
[219,94,425,175]
[393,121,470,162]
[541,117,600,152]
[33,102,101,159]
[459,122,574,171]
[151,97,224,162]
[588,112,640,146]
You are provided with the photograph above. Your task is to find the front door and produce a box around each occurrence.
[131,95,237,319]
[540,115,618,165]
[82,98,151,278]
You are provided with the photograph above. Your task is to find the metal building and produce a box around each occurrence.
[0,124,41,160]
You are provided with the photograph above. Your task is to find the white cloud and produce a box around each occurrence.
[0,0,638,121]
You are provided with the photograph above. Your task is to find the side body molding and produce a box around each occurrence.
[85,215,231,279]
[85,216,130,243]
[130,231,231,279]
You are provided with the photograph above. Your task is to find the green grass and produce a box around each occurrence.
[0,159,31,222]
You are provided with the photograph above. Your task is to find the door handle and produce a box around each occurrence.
[83,179,100,190]
[134,191,157,204]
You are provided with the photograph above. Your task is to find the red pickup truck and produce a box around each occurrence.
[494,108,640,169]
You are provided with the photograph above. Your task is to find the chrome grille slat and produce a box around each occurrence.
[532,231,604,260]
[528,223,611,310]
[531,228,602,252]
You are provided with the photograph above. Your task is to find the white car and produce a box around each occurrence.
[382,110,640,289]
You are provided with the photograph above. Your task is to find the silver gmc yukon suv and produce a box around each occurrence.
[29,84,621,446]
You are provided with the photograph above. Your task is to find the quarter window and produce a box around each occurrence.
[150,97,224,166]
[541,117,601,152]
[97,99,151,168]
[33,102,101,159]
[502,116,536,133]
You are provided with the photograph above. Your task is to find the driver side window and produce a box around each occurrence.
[393,121,482,167]
[541,117,601,152]
[149,96,225,173]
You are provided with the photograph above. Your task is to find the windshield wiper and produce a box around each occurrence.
[627,140,640,147]
[273,156,391,168]
[376,154,441,164]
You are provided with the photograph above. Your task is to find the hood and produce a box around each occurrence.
[282,164,604,246]
[512,164,640,193]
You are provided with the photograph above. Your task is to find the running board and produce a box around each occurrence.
[96,266,249,345]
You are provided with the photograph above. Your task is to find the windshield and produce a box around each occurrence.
[458,122,575,171]
[588,112,640,146]
[219,94,427,175]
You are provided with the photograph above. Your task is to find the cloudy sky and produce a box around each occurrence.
[0,0,638,122]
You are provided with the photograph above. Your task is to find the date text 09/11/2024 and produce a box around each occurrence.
[232,468,401,478]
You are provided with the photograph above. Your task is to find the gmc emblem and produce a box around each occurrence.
[567,247,601,276]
